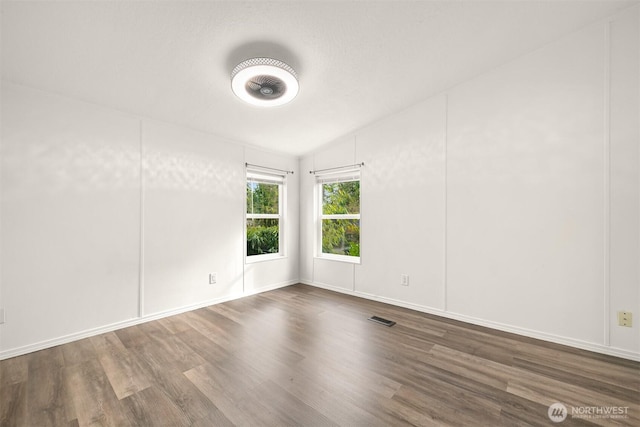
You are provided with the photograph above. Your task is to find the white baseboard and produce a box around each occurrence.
[300,280,640,362]
[3,279,637,362]
[0,281,295,361]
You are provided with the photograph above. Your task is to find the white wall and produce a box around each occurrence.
[356,96,446,309]
[0,83,299,358]
[1,83,141,353]
[300,7,639,359]
[446,22,606,344]
[609,7,640,357]
[142,120,245,315]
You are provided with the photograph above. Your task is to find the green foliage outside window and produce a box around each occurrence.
[247,219,279,255]
[247,182,279,214]
[322,181,360,257]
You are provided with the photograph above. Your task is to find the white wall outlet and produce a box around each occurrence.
[209,273,217,285]
[618,311,632,327]
[400,274,409,286]
[0,308,5,324]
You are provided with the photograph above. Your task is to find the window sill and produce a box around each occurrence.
[315,254,361,264]
[246,254,287,264]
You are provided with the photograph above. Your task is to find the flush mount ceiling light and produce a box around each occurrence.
[231,58,299,107]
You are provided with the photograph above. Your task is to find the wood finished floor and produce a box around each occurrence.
[1,284,638,427]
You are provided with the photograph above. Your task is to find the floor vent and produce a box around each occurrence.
[368,315,396,327]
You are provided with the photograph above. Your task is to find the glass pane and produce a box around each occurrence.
[322,219,360,257]
[322,181,360,215]
[247,218,279,256]
[247,182,279,214]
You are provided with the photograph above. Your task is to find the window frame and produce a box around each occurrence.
[245,169,286,263]
[315,170,361,264]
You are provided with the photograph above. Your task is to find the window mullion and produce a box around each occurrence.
[247,214,280,219]
[321,214,360,220]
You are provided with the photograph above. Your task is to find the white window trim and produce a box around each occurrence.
[315,170,361,264]
[246,169,286,263]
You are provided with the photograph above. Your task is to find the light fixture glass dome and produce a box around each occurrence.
[231,58,299,107]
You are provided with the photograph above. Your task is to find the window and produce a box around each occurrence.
[246,169,285,260]
[317,170,360,262]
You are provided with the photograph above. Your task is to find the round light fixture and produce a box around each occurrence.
[231,58,299,107]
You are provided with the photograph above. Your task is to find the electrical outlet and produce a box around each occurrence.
[209,273,217,285]
[618,311,632,327]
[400,274,409,286]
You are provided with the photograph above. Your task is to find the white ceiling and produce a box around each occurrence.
[2,0,637,156]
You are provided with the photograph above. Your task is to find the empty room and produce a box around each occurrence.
[1,0,639,426]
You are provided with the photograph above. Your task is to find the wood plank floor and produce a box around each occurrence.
[1,284,638,426]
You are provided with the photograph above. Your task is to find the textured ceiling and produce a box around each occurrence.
[1,0,637,156]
